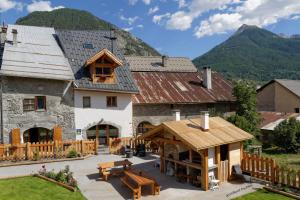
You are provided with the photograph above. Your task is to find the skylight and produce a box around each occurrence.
[83,43,94,49]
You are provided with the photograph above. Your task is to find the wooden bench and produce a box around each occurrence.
[120,177,140,200]
[98,160,132,181]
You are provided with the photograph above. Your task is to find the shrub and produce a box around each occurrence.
[32,150,40,161]
[66,149,78,158]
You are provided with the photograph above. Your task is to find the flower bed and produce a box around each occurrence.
[37,165,77,191]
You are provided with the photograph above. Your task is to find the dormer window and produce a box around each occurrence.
[84,49,122,84]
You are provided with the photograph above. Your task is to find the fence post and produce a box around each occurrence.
[54,140,57,158]
[94,139,98,155]
[108,138,112,154]
[26,142,31,160]
[270,159,275,183]
[80,140,84,155]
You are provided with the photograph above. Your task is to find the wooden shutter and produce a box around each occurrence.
[11,128,20,145]
[53,126,62,141]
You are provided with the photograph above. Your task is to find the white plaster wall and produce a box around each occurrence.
[74,90,133,138]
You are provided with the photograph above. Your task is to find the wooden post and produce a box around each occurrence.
[95,125,99,144]
[202,149,209,191]
[80,140,84,155]
[11,128,21,146]
[251,154,255,177]
[215,146,220,180]
[26,142,31,160]
[160,142,165,173]
[94,139,98,155]
[53,140,57,158]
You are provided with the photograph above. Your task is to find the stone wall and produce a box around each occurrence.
[132,102,234,135]
[1,76,75,143]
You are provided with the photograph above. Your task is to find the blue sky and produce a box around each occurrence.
[2,0,300,59]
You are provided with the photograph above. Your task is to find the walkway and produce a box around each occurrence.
[0,153,263,200]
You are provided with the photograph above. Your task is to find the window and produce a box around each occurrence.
[83,43,94,49]
[107,96,117,107]
[23,98,35,111]
[35,96,46,110]
[83,96,91,108]
[23,97,46,111]
[96,67,112,76]
[295,108,300,113]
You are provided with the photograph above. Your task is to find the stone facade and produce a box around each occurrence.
[133,102,234,135]
[0,76,75,143]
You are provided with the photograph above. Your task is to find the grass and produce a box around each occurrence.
[232,189,293,200]
[0,176,86,200]
[262,147,300,171]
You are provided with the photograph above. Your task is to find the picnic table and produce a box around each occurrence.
[123,170,160,198]
[98,159,132,181]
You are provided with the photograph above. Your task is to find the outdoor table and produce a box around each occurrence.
[124,170,155,196]
[98,159,133,180]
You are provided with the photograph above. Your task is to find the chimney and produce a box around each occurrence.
[203,67,212,89]
[12,29,18,46]
[201,111,209,131]
[172,109,181,121]
[162,55,168,67]
[0,27,7,44]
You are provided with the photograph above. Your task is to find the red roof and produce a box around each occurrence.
[259,112,300,128]
[132,71,235,104]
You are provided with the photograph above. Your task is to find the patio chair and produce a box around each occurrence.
[209,175,220,191]
[232,165,251,183]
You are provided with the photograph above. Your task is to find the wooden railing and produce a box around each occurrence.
[108,137,155,154]
[0,140,97,162]
[241,153,300,189]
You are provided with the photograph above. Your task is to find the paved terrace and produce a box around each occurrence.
[0,153,263,200]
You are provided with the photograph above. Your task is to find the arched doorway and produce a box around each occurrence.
[23,127,52,143]
[86,124,118,145]
[137,121,153,135]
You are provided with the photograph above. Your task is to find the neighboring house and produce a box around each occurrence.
[0,25,75,144]
[56,30,139,145]
[257,79,300,113]
[125,56,236,135]
[259,111,300,145]
[141,112,253,191]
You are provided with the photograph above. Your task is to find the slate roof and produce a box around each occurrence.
[257,79,300,98]
[56,30,139,93]
[132,71,235,104]
[125,56,197,72]
[0,25,74,81]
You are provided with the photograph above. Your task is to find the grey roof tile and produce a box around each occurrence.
[56,30,138,93]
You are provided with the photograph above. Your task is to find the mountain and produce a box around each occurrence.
[193,24,300,82]
[16,8,160,56]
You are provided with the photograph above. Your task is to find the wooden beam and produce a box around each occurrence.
[215,146,221,180]
[202,149,209,191]
[154,138,183,146]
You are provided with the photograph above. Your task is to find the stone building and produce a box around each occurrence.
[125,56,236,135]
[0,25,75,143]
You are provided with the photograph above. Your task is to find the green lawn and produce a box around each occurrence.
[262,152,300,171]
[232,189,293,200]
[0,176,86,200]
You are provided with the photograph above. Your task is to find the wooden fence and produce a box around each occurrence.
[0,140,97,162]
[108,137,155,154]
[241,153,300,189]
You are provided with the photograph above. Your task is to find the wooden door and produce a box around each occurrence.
[220,160,229,182]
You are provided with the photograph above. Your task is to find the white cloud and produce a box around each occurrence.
[123,27,134,32]
[120,15,139,25]
[27,1,64,13]
[177,0,187,8]
[153,13,170,25]
[143,0,151,5]
[292,15,300,20]
[0,0,23,12]
[137,24,144,28]
[194,0,300,38]
[128,0,138,5]
[129,0,151,5]
[148,6,159,15]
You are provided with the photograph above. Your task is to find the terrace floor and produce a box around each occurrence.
[0,153,263,200]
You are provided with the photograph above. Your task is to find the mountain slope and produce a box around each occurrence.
[16,8,160,56]
[193,25,300,82]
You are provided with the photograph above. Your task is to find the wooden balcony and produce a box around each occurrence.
[92,73,116,84]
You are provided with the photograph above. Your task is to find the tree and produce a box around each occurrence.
[273,117,300,153]
[227,81,261,136]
